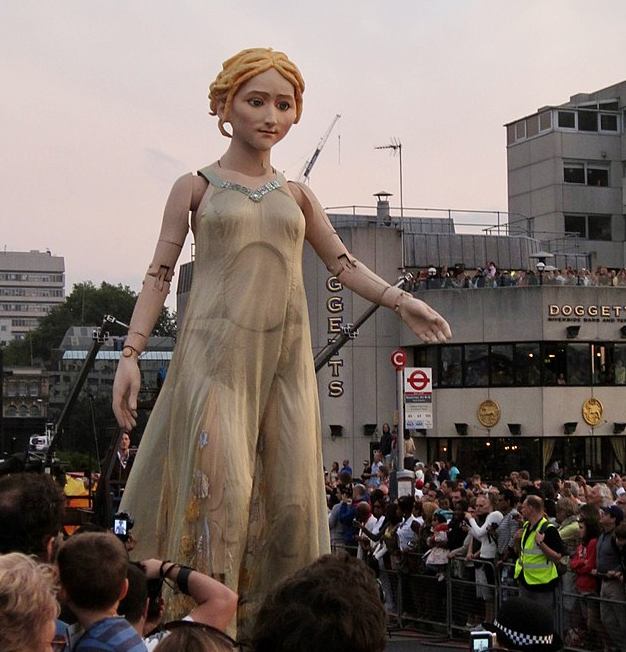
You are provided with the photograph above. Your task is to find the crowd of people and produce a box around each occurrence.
[4,452,614,651]
[405,262,626,290]
[0,470,394,652]
[326,452,626,652]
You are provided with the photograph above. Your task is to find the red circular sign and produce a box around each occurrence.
[407,369,429,391]
[391,349,407,369]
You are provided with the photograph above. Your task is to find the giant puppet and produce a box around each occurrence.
[112,47,451,627]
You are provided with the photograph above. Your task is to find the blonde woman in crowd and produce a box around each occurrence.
[0,552,61,652]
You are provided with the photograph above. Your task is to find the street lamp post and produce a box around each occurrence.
[427,266,437,289]
[536,260,545,286]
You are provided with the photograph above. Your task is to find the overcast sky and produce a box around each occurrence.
[2,0,626,307]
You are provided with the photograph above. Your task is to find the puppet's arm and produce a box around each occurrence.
[112,173,204,431]
[290,182,451,344]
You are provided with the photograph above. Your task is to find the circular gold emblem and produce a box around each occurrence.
[477,399,501,428]
[582,398,603,426]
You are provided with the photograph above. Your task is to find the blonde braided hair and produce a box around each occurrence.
[209,48,305,137]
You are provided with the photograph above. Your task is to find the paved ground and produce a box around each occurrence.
[386,631,466,652]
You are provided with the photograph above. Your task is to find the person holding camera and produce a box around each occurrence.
[119,558,237,650]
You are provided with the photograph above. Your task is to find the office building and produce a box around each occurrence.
[0,250,65,341]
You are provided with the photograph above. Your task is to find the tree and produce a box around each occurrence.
[2,281,176,366]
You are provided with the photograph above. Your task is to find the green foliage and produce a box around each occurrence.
[56,448,100,474]
[2,281,176,365]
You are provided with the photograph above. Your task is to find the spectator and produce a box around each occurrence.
[250,553,386,652]
[570,515,601,649]
[555,497,580,637]
[0,552,60,652]
[447,461,460,482]
[363,452,383,489]
[0,472,65,559]
[594,505,625,652]
[0,472,69,646]
[120,559,237,650]
[424,512,449,580]
[109,432,135,499]
[152,625,236,652]
[494,488,521,591]
[329,461,340,486]
[378,423,393,468]
[339,459,353,476]
[465,492,503,623]
[57,532,146,652]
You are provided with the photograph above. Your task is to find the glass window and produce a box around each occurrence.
[558,111,575,128]
[587,166,609,187]
[599,101,619,111]
[465,344,488,386]
[539,111,552,131]
[614,344,626,385]
[440,346,462,387]
[567,343,591,385]
[600,114,618,131]
[515,343,541,386]
[507,124,516,145]
[588,215,612,241]
[28,404,40,417]
[527,115,539,138]
[515,121,526,140]
[564,214,586,237]
[18,404,28,417]
[544,343,567,385]
[592,344,613,384]
[564,164,585,183]
[490,345,514,385]
[578,110,598,131]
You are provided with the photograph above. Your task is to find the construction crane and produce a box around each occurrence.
[297,114,341,183]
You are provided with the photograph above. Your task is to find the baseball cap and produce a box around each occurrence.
[601,505,624,523]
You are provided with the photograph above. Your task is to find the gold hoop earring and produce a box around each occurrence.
[218,118,232,139]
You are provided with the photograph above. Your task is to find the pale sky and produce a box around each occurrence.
[2,0,626,308]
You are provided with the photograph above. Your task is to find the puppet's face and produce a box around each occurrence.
[222,68,297,152]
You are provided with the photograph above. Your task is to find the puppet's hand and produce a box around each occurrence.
[112,357,141,431]
[396,294,452,344]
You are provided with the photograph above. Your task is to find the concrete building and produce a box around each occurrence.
[506,80,626,270]
[0,250,65,341]
[304,212,626,480]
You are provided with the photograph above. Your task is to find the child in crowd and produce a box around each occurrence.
[57,532,146,652]
[424,512,450,581]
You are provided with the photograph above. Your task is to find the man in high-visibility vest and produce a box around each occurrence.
[514,494,565,618]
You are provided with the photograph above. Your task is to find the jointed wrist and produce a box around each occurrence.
[122,344,141,359]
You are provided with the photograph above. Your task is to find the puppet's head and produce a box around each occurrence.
[209,48,305,138]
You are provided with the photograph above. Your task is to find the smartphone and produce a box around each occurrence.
[470,630,497,651]
[113,511,133,543]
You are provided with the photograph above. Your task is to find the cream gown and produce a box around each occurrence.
[120,167,330,622]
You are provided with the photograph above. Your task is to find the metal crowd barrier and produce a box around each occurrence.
[330,546,626,650]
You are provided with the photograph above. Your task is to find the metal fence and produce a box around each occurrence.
[334,546,626,650]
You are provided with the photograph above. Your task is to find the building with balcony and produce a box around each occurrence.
[0,250,65,341]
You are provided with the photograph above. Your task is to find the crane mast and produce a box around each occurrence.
[298,114,341,183]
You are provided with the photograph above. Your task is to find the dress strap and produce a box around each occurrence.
[197,166,222,186]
